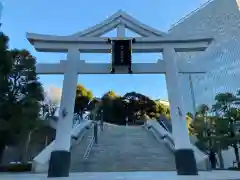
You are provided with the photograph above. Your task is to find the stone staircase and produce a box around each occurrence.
[70,126,94,168]
[70,123,176,172]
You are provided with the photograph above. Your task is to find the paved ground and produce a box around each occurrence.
[0,171,239,180]
[70,124,175,172]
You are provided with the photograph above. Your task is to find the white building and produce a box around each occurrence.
[169,0,240,113]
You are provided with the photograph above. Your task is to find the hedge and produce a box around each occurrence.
[0,163,32,172]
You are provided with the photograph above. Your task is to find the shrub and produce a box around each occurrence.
[0,163,32,172]
[228,167,240,171]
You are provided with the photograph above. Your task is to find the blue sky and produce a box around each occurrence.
[1,0,208,100]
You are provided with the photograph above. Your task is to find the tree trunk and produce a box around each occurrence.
[18,135,30,164]
[217,149,224,169]
[233,144,240,168]
[18,143,26,164]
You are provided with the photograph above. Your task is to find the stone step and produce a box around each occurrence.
[70,127,94,168]
[70,124,176,172]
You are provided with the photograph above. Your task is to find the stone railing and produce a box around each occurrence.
[145,119,210,170]
[145,120,175,151]
[32,120,92,173]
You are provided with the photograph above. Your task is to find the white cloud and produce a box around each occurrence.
[44,85,62,104]
[237,0,240,8]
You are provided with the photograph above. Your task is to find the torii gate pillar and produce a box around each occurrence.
[164,46,197,175]
[47,48,79,177]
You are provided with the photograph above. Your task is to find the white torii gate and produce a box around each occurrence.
[27,10,213,178]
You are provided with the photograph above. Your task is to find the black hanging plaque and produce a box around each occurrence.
[112,40,132,66]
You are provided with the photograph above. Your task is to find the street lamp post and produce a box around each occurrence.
[123,99,130,126]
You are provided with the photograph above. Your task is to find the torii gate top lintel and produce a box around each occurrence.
[27,10,166,42]
[26,10,213,53]
[72,9,168,38]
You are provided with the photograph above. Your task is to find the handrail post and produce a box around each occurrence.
[94,122,98,144]
[100,110,104,131]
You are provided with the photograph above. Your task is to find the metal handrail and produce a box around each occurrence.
[83,136,95,160]
[169,0,214,30]
[83,122,98,160]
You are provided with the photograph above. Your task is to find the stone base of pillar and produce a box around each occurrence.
[175,149,198,175]
[48,150,71,177]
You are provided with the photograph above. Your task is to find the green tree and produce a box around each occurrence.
[0,44,44,163]
[111,97,126,125]
[191,92,240,168]
[0,33,11,162]
[89,98,102,120]
[100,91,125,125]
[189,113,228,168]
[102,90,118,100]
[196,104,209,116]
[88,98,101,112]
[122,92,156,124]
[155,101,170,119]
[74,84,93,119]
[211,116,230,168]
[189,104,211,151]
[212,92,236,116]
[40,91,59,119]
[187,112,194,119]
[99,91,170,125]
[212,92,240,168]
[190,103,230,168]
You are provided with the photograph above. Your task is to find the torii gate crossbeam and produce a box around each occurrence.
[36,60,207,74]
[27,34,212,53]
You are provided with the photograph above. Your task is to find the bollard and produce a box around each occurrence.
[100,110,104,131]
[94,122,98,144]
[100,119,103,131]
